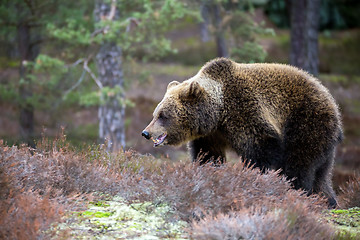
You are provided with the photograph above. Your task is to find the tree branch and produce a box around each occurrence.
[63,69,87,98]
[90,26,110,38]
[83,58,103,89]
[91,0,117,38]
[107,0,117,21]
[69,58,84,67]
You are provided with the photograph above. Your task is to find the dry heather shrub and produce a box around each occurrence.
[0,190,62,240]
[134,161,336,238]
[332,168,357,193]
[339,175,360,208]
[0,162,62,240]
[182,164,336,239]
[0,164,11,200]
[0,141,147,199]
[0,138,157,239]
[333,146,360,193]
[191,203,336,240]
[0,136,336,239]
[137,161,327,221]
[0,134,167,201]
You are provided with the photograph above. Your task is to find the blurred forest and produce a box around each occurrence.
[1,0,360,238]
[0,0,359,162]
[2,0,359,162]
[0,0,360,168]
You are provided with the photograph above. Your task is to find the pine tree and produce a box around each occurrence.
[1,0,195,151]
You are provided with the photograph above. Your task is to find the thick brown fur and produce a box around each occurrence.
[143,58,343,207]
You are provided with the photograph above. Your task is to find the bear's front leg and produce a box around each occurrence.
[188,134,227,165]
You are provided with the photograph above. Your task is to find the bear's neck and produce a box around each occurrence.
[188,73,224,131]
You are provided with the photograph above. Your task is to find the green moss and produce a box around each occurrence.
[82,211,113,218]
[332,209,351,214]
[54,196,188,239]
[94,211,113,218]
[326,207,360,239]
[82,210,94,216]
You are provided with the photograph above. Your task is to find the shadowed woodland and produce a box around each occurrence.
[1,0,360,239]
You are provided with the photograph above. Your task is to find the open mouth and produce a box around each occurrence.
[152,133,167,147]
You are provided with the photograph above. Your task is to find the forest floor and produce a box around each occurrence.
[1,139,360,239]
[49,194,360,239]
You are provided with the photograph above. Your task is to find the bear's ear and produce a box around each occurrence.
[180,81,205,101]
[167,81,180,91]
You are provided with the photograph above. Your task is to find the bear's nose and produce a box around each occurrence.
[142,131,151,140]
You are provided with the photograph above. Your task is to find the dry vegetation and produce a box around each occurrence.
[2,134,359,239]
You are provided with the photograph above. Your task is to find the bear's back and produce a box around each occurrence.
[202,58,342,143]
[202,58,338,117]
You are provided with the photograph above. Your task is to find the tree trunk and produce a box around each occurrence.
[213,3,228,58]
[200,2,211,42]
[304,0,320,76]
[200,0,228,57]
[289,0,321,76]
[18,22,35,147]
[290,0,306,68]
[94,1,125,152]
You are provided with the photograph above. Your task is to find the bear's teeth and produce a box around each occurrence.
[153,133,167,147]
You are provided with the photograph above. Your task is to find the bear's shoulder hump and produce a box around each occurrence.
[202,58,235,80]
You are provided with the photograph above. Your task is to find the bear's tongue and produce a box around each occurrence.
[153,133,167,147]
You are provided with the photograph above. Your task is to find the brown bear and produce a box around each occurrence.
[142,58,343,207]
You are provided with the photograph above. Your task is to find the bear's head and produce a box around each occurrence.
[142,76,223,147]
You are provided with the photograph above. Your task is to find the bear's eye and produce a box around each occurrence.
[158,112,168,120]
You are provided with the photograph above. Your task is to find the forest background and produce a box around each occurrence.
[0,0,359,158]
